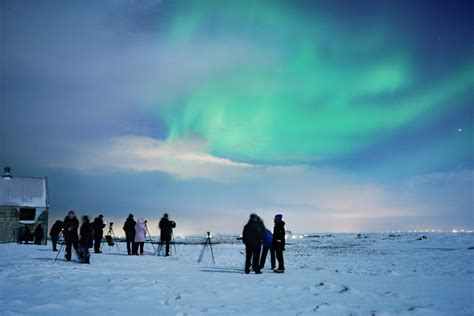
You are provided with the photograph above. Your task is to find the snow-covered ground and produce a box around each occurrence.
[0,233,473,315]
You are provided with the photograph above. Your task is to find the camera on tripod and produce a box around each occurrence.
[109,222,113,227]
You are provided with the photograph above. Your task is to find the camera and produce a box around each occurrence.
[109,222,113,226]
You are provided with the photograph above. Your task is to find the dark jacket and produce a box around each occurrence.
[50,221,63,237]
[63,216,79,241]
[159,217,173,242]
[80,221,94,248]
[34,225,44,240]
[92,217,106,238]
[242,220,265,247]
[123,218,136,240]
[272,221,286,250]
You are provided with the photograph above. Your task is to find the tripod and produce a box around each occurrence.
[197,232,215,265]
[154,233,177,256]
[145,223,156,253]
[53,230,69,263]
[101,224,119,251]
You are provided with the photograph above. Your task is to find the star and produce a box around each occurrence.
[458,128,462,132]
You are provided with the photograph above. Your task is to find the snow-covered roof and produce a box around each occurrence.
[0,176,48,208]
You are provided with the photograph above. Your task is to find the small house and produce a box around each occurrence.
[0,167,49,244]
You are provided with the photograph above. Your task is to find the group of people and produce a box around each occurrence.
[18,224,44,245]
[242,213,286,274]
[122,213,176,256]
[47,211,176,263]
[45,210,286,272]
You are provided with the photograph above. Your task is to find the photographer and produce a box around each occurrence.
[133,218,146,255]
[123,214,136,255]
[158,213,175,256]
[92,214,106,253]
[63,210,79,261]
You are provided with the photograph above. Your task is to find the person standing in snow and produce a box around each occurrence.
[49,220,63,251]
[258,218,274,270]
[79,215,93,264]
[63,210,79,261]
[272,214,286,273]
[34,224,44,245]
[123,214,136,255]
[242,213,265,274]
[133,218,146,255]
[92,214,106,253]
[159,213,175,256]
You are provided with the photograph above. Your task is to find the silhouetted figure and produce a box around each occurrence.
[34,224,44,245]
[159,213,175,256]
[22,226,32,244]
[63,210,79,261]
[92,215,105,253]
[272,214,286,273]
[49,220,63,251]
[133,218,146,255]
[259,223,274,270]
[79,216,93,264]
[123,214,136,255]
[242,213,264,274]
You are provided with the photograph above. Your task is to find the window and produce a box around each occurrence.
[19,208,36,221]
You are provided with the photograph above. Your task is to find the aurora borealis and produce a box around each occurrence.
[1,0,472,233]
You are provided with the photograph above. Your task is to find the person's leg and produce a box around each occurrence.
[132,242,138,255]
[65,240,72,261]
[276,249,284,270]
[126,238,132,255]
[139,242,144,254]
[260,246,269,269]
[94,237,101,253]
[245,246,252,274]
[253,245,261,273]
[52,236,58,251]
[270,247,276,270]
[165,240,170,256]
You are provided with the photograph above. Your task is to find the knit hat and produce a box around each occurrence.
[274,214,283,221]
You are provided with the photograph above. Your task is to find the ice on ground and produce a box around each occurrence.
[0,233,473,315]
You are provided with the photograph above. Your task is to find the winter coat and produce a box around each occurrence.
[272,221,286,251]
[123,218,136,240]
[34,225,44,240]
[263,228,273,248]
[92,217,106,238]
[242,219,264,247]
[80,222,94,248]
[134,218,146,243]
[159,217,173,242]
[63,216,79,241]
[50,221,63,237]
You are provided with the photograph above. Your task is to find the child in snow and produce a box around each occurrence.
[272,214,286,273]
[79,216,93,264]
[133,218,146,255]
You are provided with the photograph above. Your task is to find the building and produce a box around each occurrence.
[0,167,49,244]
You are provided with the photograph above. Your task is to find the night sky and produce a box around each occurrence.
[1,0,472,234]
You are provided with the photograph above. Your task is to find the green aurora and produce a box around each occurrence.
[156,2,473,165]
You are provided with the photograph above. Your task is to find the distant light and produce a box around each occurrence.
[458,128,462,132]
[452,229,458,233]
[431,230,435,233]
[461,229,465,232]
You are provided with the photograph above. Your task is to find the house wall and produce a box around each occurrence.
[0,206,48,244]
[0,206,19,243]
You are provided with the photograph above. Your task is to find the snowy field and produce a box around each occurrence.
[0,233,473,315]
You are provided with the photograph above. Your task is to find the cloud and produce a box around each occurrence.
[59,135,253,181]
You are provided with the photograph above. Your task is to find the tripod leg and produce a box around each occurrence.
[146,227,156,253]
[53,242,64,263]
[111,228,120,251]
[172,234,177,255]
[197,240,208,263]
[208,239,215,265]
